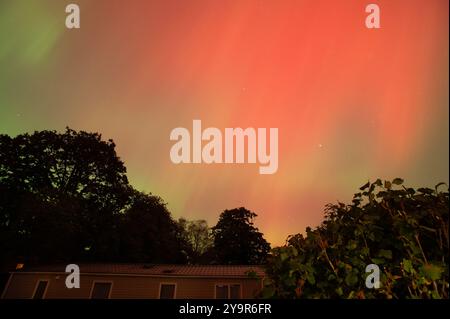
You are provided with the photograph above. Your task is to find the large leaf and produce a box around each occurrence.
[392,178,404,185]
[344,270,359,286]
[378,249,392,259]
[420,264,444,281]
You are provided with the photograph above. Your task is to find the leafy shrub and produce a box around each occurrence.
[262,179,449,299]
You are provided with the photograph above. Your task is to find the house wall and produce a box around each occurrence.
[2,272,263,299]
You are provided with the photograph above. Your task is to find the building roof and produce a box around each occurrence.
[13,263,266,278]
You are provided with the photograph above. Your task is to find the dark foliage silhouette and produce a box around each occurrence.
[178,218,213,264]
[212,207,271,265]
[0,128,188,268]
[262,179,449,299]
[118,190,189,263]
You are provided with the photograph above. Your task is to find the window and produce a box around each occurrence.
[215,284,241,299]
[159,283,176,299]
[215,284,228,299]
[33,280,48,299]
[230,284,241,299]
[90,282,112,299]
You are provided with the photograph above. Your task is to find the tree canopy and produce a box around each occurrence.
[0,128,270,269]
[0,128,189,268]
[212,207,271,265]
[178,218,213,264]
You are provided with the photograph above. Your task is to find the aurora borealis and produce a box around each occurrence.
[0,0,448,245]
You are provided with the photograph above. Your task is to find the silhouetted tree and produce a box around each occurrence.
[118,190,189,263]
[178,218,213,263]
[0,128,188,268]
[212,207,270,264]
[0,128,130,267]
[0,128,273,269]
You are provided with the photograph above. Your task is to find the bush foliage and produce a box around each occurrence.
[263,179,449,299]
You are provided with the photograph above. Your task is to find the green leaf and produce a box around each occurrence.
[392,178,404,185]
[378,249,392,259]
[371,258,385,264]
[420,263,444,281]
[361,247,370,256]
[347,240,357,250]
[263,278,274,286]
[261,286,275,298]
[345,270,359,286]
[327,274,336,281]
[403,259,413,273]
[431,290,442,299]
[306,273,316,285]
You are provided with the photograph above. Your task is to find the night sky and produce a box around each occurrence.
[0,0,448,245]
